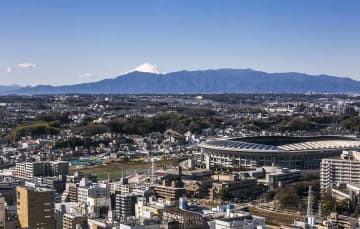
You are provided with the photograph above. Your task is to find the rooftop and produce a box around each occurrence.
[200,136,360,152]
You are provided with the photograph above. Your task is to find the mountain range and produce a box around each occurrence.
[0,85,21,94]
[3,68,360,94]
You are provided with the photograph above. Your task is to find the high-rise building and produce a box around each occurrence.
[76,178,110,217]
[16,186,55,229]
[67,183,78,202]
[0,194,5,229]
[320,151,360,192]
[115,193,140,220]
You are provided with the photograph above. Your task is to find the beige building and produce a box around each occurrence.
[209,178,258,200]
[182,179,212,198]
[63,213,87,229]
[154,180,186,202]
[16,186,55,229]
[0,194,5,229]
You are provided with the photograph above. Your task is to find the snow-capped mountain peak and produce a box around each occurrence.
[132,63,161,74]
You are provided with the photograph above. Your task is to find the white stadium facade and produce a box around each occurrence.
[199,136,360,170]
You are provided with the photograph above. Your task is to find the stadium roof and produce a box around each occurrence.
[199,136,360,153]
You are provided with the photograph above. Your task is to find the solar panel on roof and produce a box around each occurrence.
[248,143,258,149]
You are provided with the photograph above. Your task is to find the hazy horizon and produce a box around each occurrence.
[3,66,360,88]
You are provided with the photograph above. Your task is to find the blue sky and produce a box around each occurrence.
[1,0,360,86]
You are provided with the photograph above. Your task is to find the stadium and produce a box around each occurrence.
[199,136,360,170]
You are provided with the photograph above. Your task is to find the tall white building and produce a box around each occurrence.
[321,151,360,192]
[77,178,110,217]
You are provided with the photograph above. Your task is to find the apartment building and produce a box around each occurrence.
[63,213,87,229]
[15,161,69,179]
[115,193,140,220]
[320,151,360,192]
[77,179,110,204]
[76,178,110,217]
[153,179,186,202]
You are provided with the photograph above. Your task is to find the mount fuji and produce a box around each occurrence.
[131,63,161,74]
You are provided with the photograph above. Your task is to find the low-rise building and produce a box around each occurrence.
[209,178,258,200]
[257,166,301,189]
[211,210,265,229]
[154,179,186,203]
[63,213,88,229]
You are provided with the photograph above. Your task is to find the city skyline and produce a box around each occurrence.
[1,1,360,226]
[1,0,360,86]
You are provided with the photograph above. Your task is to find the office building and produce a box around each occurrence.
[16,186,55,229]
[257,166,301,189]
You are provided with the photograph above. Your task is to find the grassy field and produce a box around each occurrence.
[70,158,181,180]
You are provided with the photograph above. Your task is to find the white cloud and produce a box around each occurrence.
[79,72,92,78]
[17,62,36,69]
[6,67,11,73]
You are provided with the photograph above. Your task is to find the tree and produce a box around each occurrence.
[274,187,301,209]
[263,190,275,202]
[218,188,233,201]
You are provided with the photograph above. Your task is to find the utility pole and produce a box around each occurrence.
[306,185,315,226]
